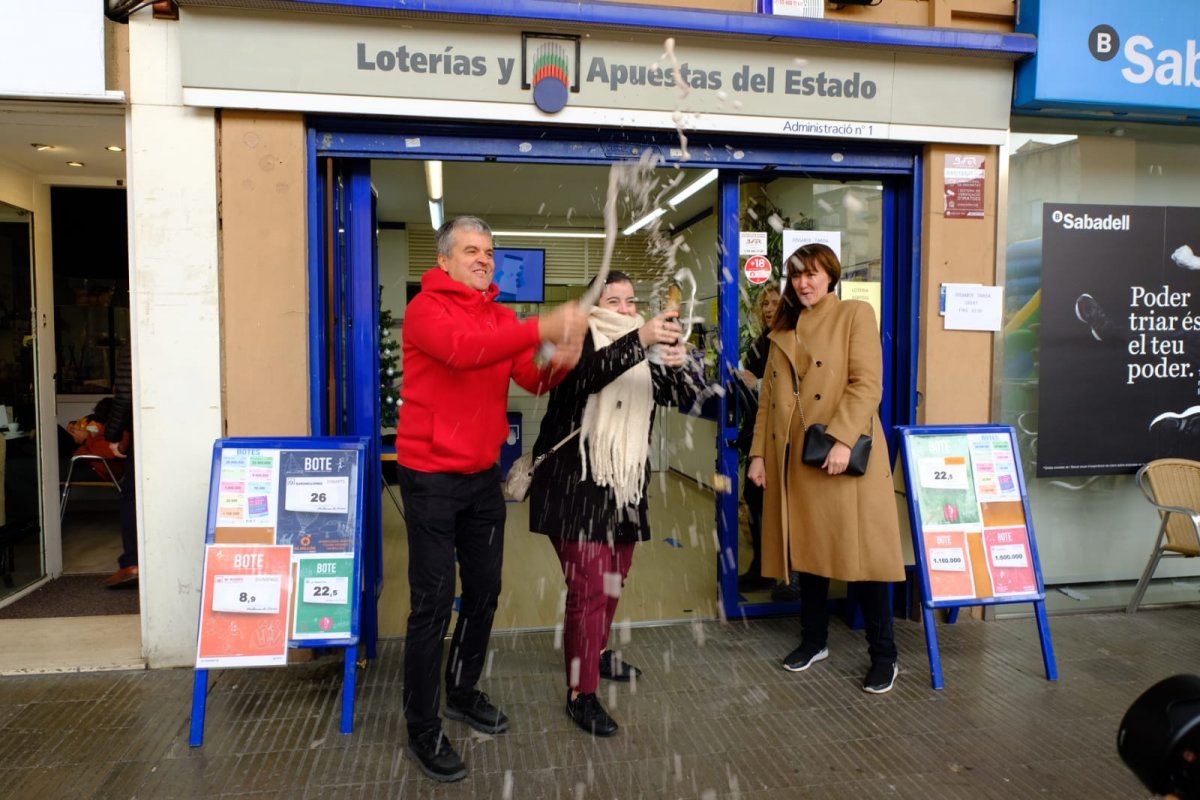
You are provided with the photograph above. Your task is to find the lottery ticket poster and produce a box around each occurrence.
[983,527,1038,597]
[900,425,1045,607]
[921,530,976,601]
[292,555,355,639]
[196,544,293,668]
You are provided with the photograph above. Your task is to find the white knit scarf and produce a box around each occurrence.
[579,307,654,508]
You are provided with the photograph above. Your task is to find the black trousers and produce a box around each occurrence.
[798,572,897,665]
[397,464,505,738]
[118,450,138,569]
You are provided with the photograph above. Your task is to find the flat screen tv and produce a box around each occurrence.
[493,248,545,303]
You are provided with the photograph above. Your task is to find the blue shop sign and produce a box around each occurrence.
[1015,0,1200,119]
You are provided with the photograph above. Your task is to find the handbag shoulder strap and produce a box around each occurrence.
[534,428,580,466]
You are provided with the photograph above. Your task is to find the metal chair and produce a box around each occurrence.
[1127,458,1200,614]
[59,453,122,523]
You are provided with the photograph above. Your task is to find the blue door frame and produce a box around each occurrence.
[309,122,921,623]
[310,155,384,656]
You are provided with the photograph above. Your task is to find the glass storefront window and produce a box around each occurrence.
[1001,121,1200,608]
[0,202,44,599]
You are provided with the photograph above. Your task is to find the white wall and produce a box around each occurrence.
[663,410,718,487]
[0,0,109,100]
[0,163,37,212]
[127,16,223,667]
[379,227,409,321]
[677,214,719,312]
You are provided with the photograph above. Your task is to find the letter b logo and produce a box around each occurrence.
[1089,24,1119,61]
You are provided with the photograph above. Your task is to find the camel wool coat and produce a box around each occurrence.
[749,293,904,583]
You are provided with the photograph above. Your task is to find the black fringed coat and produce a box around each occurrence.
[528,328,701,545]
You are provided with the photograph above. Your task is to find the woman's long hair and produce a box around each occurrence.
[771,243,843,333]
[756,284,781,329]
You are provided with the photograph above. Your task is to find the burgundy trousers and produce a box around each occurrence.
[552,538,636,695]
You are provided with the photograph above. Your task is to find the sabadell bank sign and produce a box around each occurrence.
[178,6,1014,141]
[1014,0,1200,118]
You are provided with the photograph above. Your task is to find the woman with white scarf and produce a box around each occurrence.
[528,271,700,737]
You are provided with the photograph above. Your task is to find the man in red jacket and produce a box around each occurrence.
[396,215,586,782]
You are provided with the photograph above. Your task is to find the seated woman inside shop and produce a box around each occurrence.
[61,397,129,482]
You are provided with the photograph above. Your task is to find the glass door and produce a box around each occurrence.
[0,202,42,599]
[724,172,907,619]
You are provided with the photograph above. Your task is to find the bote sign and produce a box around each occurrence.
[744,255,772,285]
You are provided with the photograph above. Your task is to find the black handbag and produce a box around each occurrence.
[792,335,874,476]
[798,377,874,475]
[801,422,872,476]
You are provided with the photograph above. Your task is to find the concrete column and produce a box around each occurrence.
[127,14,222,667]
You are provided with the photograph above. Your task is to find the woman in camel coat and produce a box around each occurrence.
[748,243,904,694]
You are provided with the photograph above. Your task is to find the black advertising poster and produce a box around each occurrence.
[1039,203,1200,476]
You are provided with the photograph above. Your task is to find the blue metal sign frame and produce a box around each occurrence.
[190,435,369,746]
[897,424,1057,690]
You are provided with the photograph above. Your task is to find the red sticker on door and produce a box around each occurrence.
[744,255,772,285]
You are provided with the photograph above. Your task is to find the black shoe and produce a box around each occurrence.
[566,691,618,737]
[782,643,828,672]
[599,649,641,682]
[862,661,898,694]
[445,689,510,734]
[407,729,467,782]
[737,572,774,593]
[770,581,802,603]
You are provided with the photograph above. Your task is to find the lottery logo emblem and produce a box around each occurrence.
[523,34,580,114]
[319,617,333,632]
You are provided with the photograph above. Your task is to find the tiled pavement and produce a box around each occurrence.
[1,606,1190,799]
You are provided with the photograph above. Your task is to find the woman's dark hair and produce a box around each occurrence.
[588,270,633,292]
[772,243,843,333]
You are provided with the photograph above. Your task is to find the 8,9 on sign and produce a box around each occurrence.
[211,574,282,614]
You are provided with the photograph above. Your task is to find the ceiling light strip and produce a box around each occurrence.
[492,230,606,239]
[622,208,666,236]
[667,169,718,207]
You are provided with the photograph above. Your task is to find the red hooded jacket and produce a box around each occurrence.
[396,267,565,474]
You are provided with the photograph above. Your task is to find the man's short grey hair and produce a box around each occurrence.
[436,216,492,258]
